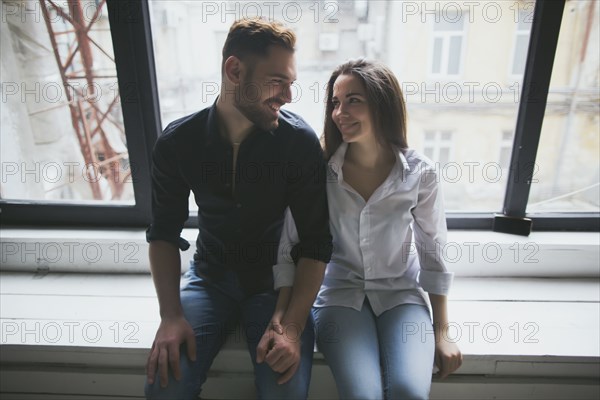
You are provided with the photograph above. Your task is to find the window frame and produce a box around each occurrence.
[499,0,598,232]
[0,0,597,233]
[0,0,161,227]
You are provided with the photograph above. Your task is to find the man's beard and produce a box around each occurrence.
[234,85,282,132]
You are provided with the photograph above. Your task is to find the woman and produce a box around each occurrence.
[274,59,462,399]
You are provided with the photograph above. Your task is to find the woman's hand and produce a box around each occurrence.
[434,334,462,379]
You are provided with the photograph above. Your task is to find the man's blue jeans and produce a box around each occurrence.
[145,265,314,399]
[313,300,434,400]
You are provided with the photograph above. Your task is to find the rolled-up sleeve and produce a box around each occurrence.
[146,133,190,250]
[273,208,299,289]
[412,163,454,295]
[285,132,332,265]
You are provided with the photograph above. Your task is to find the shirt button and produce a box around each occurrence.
[361,238,367,243]
[225,183,231,187]
[236,203,242,208]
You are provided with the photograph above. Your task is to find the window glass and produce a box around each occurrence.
[432,38,443,74]
[448,36,462,74]
[148,0,536,212]
[527,0,599,212]
[1,0,133,203]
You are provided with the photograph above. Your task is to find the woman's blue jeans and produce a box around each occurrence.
[145,267,314,399]
[313,300,434,400]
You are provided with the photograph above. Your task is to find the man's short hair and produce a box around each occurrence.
[222,18,296,71]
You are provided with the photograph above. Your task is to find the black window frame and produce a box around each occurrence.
[1,0,598,233]
[1,0,160,227]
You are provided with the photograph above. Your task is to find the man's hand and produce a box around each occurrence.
[434,333,462,379]
[146,316,197,388]
[256,323,302,384]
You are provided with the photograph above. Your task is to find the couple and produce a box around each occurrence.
[145,18,461,400]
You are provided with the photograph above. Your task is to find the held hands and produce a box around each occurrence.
[146,316,197,388]
[434,328,463,379]
[256,321,302,385]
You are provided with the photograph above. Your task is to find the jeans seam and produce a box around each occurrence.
[378,321,390,400]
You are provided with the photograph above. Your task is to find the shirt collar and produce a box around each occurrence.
[328,142,409,182]
[206,98,277,146]
[205,100,222,146]
[395,147,410,173]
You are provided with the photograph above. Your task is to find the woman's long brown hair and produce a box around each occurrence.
[321,59,408,160]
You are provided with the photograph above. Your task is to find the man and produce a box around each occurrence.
[144,18,332,399]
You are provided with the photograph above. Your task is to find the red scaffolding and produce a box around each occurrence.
[39,0,129,200]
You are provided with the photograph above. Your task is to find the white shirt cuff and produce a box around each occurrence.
[418,269,454,295]
[273,263,295,290]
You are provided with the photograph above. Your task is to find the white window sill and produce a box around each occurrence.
[1,272,598,358]
[1,229,599,398]
[1,228,598,277]
[1,272,599,399]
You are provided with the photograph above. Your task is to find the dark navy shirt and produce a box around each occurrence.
[146,102,332,295]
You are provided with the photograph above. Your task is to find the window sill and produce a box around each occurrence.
[1,228,598,277]
[1,228,599,398]
[1,272,598,399]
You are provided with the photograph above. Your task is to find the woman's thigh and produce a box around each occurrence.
[313,303,383,400]
[377,304,435,400]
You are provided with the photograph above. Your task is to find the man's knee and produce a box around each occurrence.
[255,378,309,400]
[143,349,207,400]
[144,377,201,400]
[253,357,311,400]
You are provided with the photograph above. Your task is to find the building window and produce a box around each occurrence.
[510,10,533,77]
[430,9,467,77]
[424,130,453,167]
[499,130,514,169]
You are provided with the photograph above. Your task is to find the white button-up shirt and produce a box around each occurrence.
[273,142,453,316]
